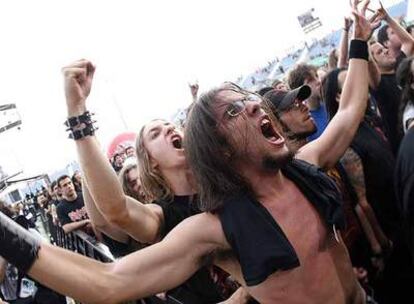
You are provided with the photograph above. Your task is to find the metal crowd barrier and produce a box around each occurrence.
[55,227,113,262]
[54,226,175,304]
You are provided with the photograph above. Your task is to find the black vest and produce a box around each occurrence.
[218,159,345,286]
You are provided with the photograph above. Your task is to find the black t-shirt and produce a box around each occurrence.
[154,195,224,303]
[351,120,400,239]
[51,199,61,208]
[101,234,142,259]
[156,195,200,238]
[371,74,403,154]
[112,162,123,173]
[395,127,414,260]
[56,193,88,226]
[395,50,407,71]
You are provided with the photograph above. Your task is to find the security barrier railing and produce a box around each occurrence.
[54,226,171,304]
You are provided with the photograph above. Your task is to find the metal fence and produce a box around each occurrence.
[55,227,114,263]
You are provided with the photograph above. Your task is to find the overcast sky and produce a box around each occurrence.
[0,0,401,178]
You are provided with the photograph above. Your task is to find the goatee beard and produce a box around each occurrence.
[293,128,317,141]
[262,149,294,171]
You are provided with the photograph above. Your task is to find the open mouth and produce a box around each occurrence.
[260,117,284,144]
[171,135,183,149]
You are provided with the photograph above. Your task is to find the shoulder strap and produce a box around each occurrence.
[284,159,346,229]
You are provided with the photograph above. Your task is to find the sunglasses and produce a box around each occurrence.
[225,94,262,118]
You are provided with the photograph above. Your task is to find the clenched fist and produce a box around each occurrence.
[62,59,95,116]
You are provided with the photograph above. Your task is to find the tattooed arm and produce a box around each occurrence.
[341,148,391,253]
[354,204,381,254]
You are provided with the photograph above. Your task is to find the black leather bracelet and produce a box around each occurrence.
[0,212,41,273]
[64,111,98,140]
[68,123,98,140]
[64,111,94,130]
[349,39,369,61]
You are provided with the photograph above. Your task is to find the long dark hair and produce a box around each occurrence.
[396,56,414,130]
[184,84,252,212]
[322,68,346,121]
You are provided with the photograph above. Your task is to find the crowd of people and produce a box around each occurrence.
[1,1,414,303]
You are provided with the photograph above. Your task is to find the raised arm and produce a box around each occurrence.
[297,0,381,169]
[368,46,381,89]
[337,17,353,68]
[82,181,130,244]
[189,82,199,103]
[0,211,219,304]
[61,60,163,244]
[379,1,414,57]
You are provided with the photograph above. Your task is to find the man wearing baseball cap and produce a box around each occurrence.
[264,77,366,171]
[287,64,328,141]
[264,85,315,147]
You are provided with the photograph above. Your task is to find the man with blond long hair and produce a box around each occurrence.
[54,60,235,302]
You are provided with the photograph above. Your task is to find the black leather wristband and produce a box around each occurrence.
[349,39,369,61]
[64,111,94,129]
[0,212,41,273]
[64,110,98,140]
[68,123,97,140]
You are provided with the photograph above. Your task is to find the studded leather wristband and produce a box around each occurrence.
[68,123,97,140]
[64,111,94,129]
[64,111,98,140]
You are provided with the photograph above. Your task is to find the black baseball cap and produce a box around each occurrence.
[257,86,273,96]
[263,85,311,112]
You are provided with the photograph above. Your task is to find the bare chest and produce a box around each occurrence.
[246,192,355,303]
[262,190,333,259]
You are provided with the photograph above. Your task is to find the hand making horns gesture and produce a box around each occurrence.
[351,0,382,41]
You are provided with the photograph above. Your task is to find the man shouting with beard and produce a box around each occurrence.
[0,1,379,303]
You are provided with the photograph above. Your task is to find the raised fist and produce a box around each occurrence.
[62,59,95,116]
[344,17,353,31]
[189,82,199,100]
